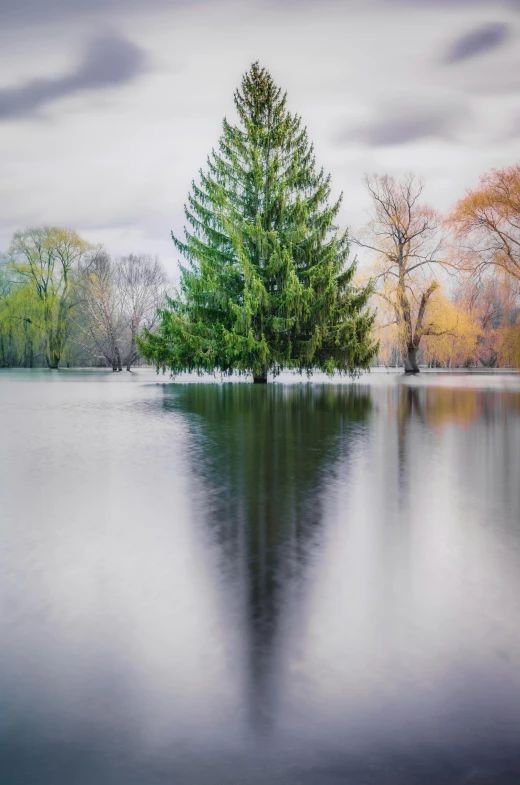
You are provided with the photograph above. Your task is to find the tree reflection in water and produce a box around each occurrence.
[164,383,372,735]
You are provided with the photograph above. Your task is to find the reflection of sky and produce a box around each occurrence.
[1,369,520,782]
[0,376,245,755]
[278,384,520,755]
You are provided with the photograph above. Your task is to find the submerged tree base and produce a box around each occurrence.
[253,370,268,384]
[404,347,420,374]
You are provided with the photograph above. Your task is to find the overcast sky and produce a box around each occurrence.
[1,0,519,277]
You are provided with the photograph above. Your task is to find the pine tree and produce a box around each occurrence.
[139,62,377,382]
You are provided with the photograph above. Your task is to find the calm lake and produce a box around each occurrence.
[1,369,520,784]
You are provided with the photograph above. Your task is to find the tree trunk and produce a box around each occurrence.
[126,330,136,371]
[401,280,438,376]
[45,338,60,369]
[44,296,68,370]
[253,367,268,384]
[404,345,419,373]
[115,345,123,371]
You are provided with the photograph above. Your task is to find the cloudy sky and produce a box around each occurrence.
[1,0,519,277]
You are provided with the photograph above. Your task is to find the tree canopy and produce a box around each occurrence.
[6,227,90,369]
[1,231,167,369]
[448,164,520,285]
[139,62,376,382]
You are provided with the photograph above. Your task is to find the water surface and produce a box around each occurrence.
[1,369,520,784]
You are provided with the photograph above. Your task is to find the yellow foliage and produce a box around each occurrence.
[0,282,43,360]
[421,291,481,367]
[424,388,481,432]
[495,317,520,367]
[369,277,481,367]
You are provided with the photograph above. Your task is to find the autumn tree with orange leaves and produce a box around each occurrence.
[448,164,520,367]
[448,164,520,285]
[453,273,520,367]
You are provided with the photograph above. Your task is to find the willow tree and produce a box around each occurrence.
[139,62,376,382]
[7,227,90,368]
[448,164,520,285]
[0,280,42,367]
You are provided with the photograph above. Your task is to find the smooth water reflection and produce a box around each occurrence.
[1,370,520,784]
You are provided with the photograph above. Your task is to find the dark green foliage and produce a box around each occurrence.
[139,62,377,380]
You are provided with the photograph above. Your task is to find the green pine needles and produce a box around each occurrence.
[139,62,377,382]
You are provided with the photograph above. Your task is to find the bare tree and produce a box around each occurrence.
[74,251,167,370]
[75,250,125,370]
[117,254,167,371]
[354,174,448,373]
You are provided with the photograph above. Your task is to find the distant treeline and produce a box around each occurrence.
[0,228,167,369]
[1,162,519,371]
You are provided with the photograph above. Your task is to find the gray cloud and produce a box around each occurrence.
[0,0,518,30]
[444,22,510,64]
[0,0,197,28]
[0,0,516,36]
[382,0,519,7]
[0,34,146,121]
[340,103,468,147]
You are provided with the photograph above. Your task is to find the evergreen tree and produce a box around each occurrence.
[140,62,377,382]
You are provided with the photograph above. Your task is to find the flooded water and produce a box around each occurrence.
[1,369,520,784]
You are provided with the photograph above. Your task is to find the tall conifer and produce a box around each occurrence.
[140,62,377,382]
